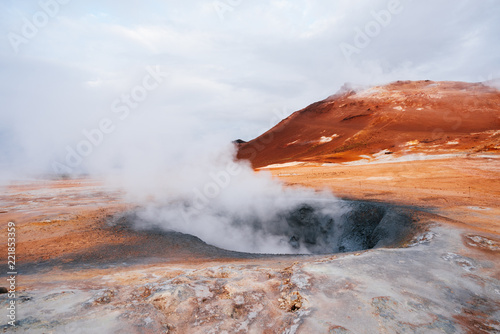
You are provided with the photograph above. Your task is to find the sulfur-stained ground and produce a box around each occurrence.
[1,156,499,333]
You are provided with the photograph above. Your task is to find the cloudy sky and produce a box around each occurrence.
[0,0,499,178]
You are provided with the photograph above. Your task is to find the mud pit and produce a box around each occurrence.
[274,201,419,254]
[118,200,421,255]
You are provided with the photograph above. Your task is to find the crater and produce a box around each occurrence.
[253,200,421,254]
[116,200,425,256]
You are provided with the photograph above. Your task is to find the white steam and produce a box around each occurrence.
[107,144,347,254]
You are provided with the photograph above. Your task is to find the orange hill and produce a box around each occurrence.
[237,80,500,168]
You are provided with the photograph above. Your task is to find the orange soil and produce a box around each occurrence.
[0,180,256,269]
[1,154,498,270]
[260,156,500,235]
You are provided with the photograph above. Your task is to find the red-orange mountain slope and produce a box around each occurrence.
[237,80,500,168]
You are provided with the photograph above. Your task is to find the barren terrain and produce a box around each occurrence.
[1,81,499,333]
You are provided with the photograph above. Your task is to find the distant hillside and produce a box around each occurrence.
[237,81,500,168]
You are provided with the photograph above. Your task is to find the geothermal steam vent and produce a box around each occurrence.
[120,200,421,255]
[275,201,418,254]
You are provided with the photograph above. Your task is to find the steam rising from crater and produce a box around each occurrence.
[107,144,417,255]
[108,144,346,254]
